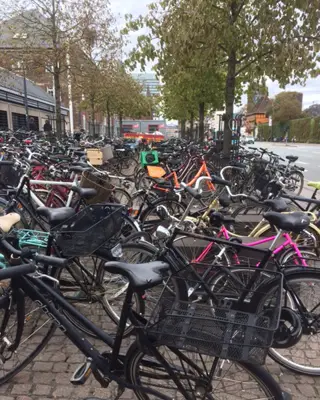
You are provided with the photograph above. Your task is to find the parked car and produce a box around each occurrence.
[241,135,255,145]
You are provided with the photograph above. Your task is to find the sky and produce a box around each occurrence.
[110,0,320,110]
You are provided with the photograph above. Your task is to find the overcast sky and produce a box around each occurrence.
[111,0,320,109]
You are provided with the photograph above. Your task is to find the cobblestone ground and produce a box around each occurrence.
[1,323,320,400]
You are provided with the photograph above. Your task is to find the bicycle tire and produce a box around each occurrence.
[111,187,133,207]
[266,269,320,375]
[0,287,56,385]
[140,197,187,235]
[285,170,304,196]
[125,341,286,400]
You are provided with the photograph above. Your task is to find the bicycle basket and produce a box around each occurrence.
[145,266,283,365]
[51,204,125,257]
[80,171,115,204]
[0,162,22,188]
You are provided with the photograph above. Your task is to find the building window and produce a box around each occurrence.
[0,111,8,130]
[148,124,159,133]
[47,88,54,97]
[123,125,133,133]
[12,113,39,131]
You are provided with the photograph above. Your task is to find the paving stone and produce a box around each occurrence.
[10,384,32,395]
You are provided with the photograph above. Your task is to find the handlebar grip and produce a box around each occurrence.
[0,239,21,256]
[181,183,202,200]
[34,254,68,267]
[0,263,36,280]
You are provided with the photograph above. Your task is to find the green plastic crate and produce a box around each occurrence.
[140,150,159,166]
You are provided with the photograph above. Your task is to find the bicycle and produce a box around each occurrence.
[0,240,289,399]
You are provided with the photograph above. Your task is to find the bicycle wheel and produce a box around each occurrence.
[0,286,56,384]
[110,187,133,207]
[284,171,304,196]
[267,270,320,375]
[119,157,139,177]
[126,341,286,399]
[140,198,187,235]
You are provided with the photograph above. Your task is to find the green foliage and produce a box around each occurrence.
[257,124,270,141]
[289,118,311,141]
[310,117,320,143]
[123,0,320,150]
[271,92,303,123]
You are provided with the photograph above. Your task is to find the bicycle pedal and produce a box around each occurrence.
[70,359,93,385]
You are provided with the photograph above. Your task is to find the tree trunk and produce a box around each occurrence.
[107,106,111,138]
[198,102,205,142]
[119,113,123,136]
[180,119,186,138]
[91,97,95,137]
[223,49,236,155]
[190,112,194,140]
[53,66,63,137]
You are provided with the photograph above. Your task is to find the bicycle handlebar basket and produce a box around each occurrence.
[145,267,283,365]
[51,204,125,257]
[0,162,22,188]
[80,171,114,204]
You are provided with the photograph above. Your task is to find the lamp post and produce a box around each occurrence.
[22,63,29,131]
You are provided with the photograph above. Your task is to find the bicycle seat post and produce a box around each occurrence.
[109,284,134,369]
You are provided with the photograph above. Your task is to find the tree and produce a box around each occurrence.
[0,0,118,136]
[269,92,303,123]
[304,104,320,118]
[124,0,320,153]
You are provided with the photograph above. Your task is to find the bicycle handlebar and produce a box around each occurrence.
[0,239,68,267]
[0,263,36,281]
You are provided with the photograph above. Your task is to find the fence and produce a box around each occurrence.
[258,117,320,143]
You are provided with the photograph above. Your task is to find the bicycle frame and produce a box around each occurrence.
[194,225,309,267]
[18,174,79,208]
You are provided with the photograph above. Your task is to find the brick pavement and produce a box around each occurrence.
[1,323,320,400]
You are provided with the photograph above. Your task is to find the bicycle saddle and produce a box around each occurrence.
[103,261,170,290]
[74,150,86,157]
[0,213,21,232]
[263,211,310,233]
[219,193,231,208]
[263,198,289,213]
[209,211,235,227]
[37,207,75,227]
[70,186,97,199]
[286,155,298,162]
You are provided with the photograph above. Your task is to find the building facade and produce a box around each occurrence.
[115,119,167,135]
[0,69,69,132]
[131,73,160,96]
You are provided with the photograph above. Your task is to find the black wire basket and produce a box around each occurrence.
[0,162,22,188]
[145,266,283,365]
[51,204,125,257]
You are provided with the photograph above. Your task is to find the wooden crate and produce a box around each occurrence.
[87,149,103,165]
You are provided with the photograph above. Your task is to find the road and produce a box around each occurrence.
[249,142,320,193]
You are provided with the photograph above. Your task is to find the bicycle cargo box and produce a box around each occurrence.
[101,145,113,161]
[140,150,159,166]
[87,148,103,165]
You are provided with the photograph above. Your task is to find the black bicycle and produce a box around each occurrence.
[0,238,290,399]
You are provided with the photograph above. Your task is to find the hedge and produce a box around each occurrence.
[257,117,320,143]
